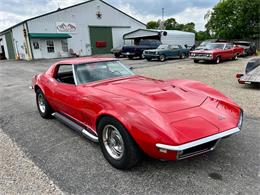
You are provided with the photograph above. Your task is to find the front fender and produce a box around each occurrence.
[95,98,179,158]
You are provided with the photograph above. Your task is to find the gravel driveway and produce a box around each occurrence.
[0,57,259,194]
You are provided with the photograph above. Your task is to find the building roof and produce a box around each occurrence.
[0,0,146,35]
[123,29,195,39]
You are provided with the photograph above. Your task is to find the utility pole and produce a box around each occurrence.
[162,8,164,22]
[159,8,165,30]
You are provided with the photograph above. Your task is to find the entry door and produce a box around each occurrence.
[32,40,42,59]
[89,27,113,55]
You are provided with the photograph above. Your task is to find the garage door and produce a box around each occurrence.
[5,31,15,59]
[89,27,113,55]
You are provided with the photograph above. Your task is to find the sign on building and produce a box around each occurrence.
[56,22,77,33]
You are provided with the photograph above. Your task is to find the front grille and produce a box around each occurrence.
[195,53,207,57]
[177,140,219,159]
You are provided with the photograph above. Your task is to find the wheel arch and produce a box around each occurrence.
[95,113,132,135]
[34,84,41,93]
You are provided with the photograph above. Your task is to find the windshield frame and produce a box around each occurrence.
[73,60,135,85]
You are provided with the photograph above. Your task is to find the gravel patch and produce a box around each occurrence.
[0,128,63,194]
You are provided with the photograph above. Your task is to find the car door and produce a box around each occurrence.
[170,45,180,58]
[50,64,83,122]
[223,44,233,59]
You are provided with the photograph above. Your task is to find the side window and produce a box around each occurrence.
[33,41,39,49]
[61,40,68,52]
[170,45,179,50]
[225,44,233,49]
[47,40,55,53]
[55,64,75,84]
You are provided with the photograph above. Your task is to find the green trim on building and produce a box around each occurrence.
[28,33,72,39]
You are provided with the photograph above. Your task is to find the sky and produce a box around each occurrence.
[0,0,219,32]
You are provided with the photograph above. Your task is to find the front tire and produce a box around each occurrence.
[194,59,199,63]
[114,53,120,58]
[36,89,52,118]
[215,56,221,64]
[98,116,141,169]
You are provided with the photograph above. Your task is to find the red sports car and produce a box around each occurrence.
[31,57,243,169]
[190,43,244,64]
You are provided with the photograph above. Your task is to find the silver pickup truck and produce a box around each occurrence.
[236,58,260,86]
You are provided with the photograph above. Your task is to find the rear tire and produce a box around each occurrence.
[179,53,185,59]
[36,89,52,119]
[159,55,166,62]
[98,116,141,169]
[232,53,238,60]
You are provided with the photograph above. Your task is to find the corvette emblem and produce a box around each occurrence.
[218,115,226,120]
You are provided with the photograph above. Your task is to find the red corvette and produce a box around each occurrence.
[31,57,243,169]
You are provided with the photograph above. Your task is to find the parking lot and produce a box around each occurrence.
[0,57,259,194]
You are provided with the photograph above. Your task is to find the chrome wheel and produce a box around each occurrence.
[37,93,46,113]
[216,56,220,64]
[102,124,125,160]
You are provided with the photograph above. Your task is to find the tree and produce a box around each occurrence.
[164,18,178,30]
[183,22,196,33]
[147,21,159,29]
[196,31,211,41]
[205,0,260,39]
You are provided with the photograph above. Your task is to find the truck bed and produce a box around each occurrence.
[240,65,260,83]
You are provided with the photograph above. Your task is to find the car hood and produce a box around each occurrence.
[192,49,221,53]
[145,49,165,52]
[93,76,207,113]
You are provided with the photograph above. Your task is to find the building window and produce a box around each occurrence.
[33,42,39,49]
[61,40,68,52]
[46,40,55,53]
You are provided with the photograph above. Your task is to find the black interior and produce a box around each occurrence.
[56,71,75,84]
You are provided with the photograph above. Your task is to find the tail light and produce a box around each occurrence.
[236,73,243,78]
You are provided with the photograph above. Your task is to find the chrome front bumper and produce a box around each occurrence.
[190,56,213,60]
[156,127,240,159]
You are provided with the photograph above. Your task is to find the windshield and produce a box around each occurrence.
[205,43,225,50]
[157,45,169,49]
[74,61,134,85]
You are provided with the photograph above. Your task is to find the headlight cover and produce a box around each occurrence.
[238,109,243,129]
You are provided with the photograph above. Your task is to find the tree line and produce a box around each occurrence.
[146,0,259,41]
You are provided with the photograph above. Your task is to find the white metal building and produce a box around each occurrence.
[123,29,195,47]
[0,0,145,60]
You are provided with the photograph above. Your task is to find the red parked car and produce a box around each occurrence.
[190,43,244,64]
[31,57,243,169]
